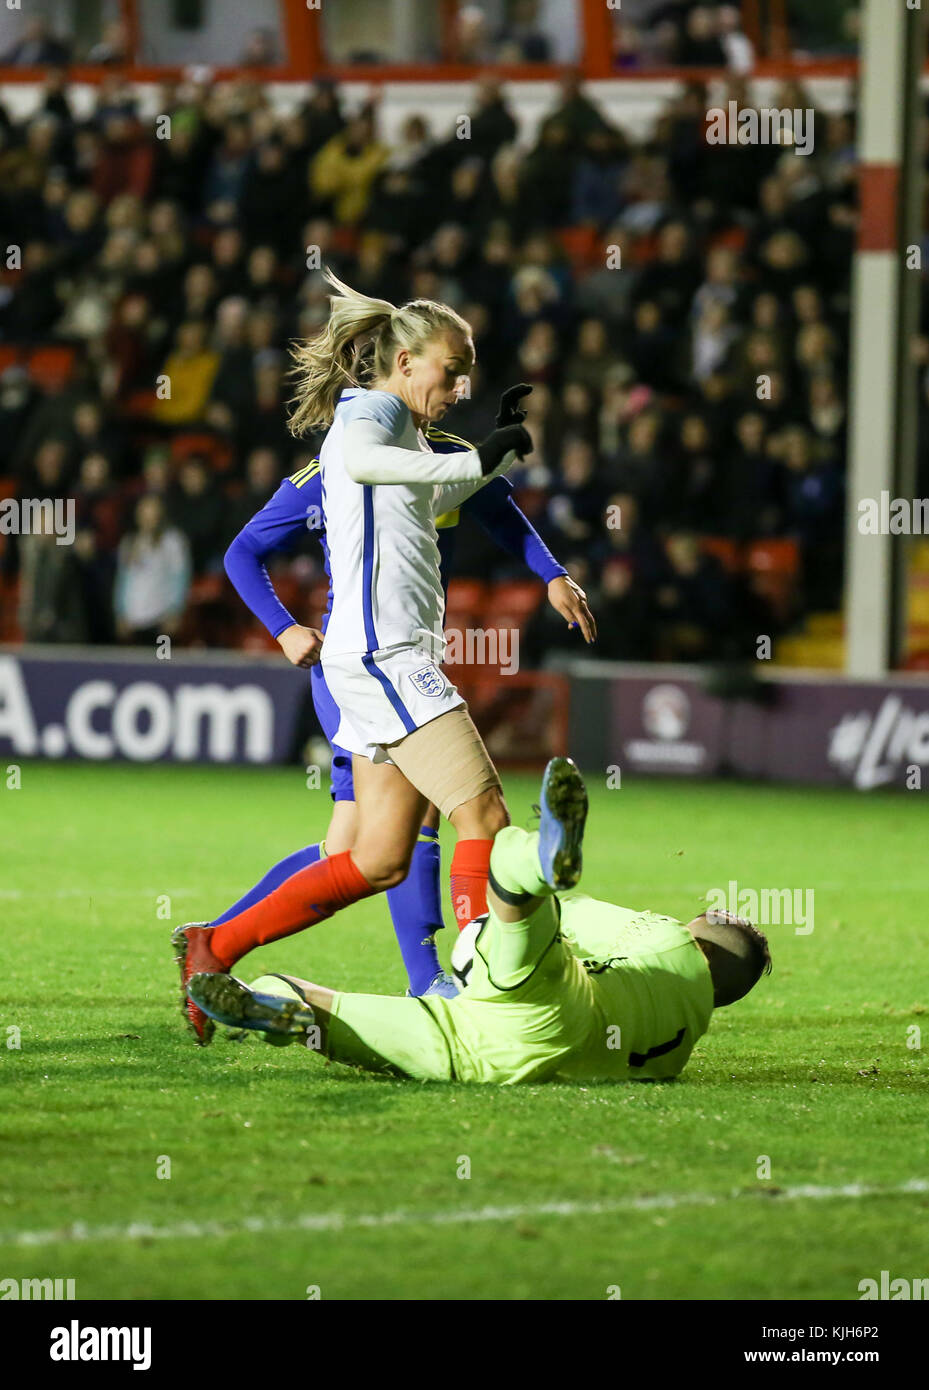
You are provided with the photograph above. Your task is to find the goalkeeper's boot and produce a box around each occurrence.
[406,970,458,1000]
[171,922,224,1046]
[536,756,588,891]
[187,972,315,1046]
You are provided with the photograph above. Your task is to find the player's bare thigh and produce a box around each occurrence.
[323,788,439,856]
[350,755,429,889]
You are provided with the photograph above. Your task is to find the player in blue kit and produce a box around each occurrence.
[215,407,595,1000]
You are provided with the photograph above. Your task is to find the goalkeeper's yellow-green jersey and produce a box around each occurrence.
[554,892,714,1082]
[419,892,714,1085]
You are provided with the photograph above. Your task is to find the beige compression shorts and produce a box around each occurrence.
[386,705,502,820]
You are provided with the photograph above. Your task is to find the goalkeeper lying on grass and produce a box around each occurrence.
[187,759,772,1084]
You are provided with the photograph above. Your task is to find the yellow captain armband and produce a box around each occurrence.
[435,509,461,530]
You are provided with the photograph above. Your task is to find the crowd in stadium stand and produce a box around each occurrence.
[0,68,865,662]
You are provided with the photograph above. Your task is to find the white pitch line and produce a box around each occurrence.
[0,888,200,900]
[2,1178,926,1251]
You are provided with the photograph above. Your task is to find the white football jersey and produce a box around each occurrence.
[320,388,493,660]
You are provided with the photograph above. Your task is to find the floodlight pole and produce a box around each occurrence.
[845,0,926,675]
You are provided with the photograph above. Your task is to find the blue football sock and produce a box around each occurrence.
[211,842,323,927]
[387,826,444,994]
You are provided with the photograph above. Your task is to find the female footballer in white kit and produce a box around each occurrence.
[174,270,537,1040]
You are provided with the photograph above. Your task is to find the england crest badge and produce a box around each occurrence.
[409,665,446,698]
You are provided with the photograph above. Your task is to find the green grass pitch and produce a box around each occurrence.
[0,760,925,1300]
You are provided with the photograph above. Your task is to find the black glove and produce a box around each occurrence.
[478,424,532,476]
[495,383,533,428]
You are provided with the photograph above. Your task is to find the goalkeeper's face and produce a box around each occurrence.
[403,330,474,424]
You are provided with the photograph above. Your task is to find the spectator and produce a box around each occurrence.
[114,494,191,643]
[725,411,782,538]
[168,457,227,573]
[653,531,736,659]
[674,412,724,531]
[806,372,846,463]
[606,409,674,523]
[678,7,726,67]
[0,240,60,338]
[18,512,90,642]
[239,28,277,67]
[717,6,755,73]
[203,119,252,223]
[626,299,682,391]
[299,82,345,159]
[779,424,843,609]
[454,7,494,64]
[240,139,304,253]
[596,558,652,659]
[547,74,612,143]
[153,321,220,426]
[87,19,131,66]
[2,16,70,66]
[690,298,738,382]
[92,112,155,206]
[310,111,389,225]
[463,77,518,164]
[547,438,606,545]
[495,0,552,63]
[224,447,282,542]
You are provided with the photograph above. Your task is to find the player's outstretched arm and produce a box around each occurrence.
[344,417,483,485]
[462,480,597,643]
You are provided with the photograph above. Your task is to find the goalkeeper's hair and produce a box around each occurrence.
[288,267,472,435]
[687,908,772,1007]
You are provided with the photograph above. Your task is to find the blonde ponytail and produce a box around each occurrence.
[288,268,395,436]
[288,267,473,436]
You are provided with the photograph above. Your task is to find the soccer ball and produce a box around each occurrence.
[450,915,486,992]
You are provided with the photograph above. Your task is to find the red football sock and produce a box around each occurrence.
[450,839,493,930]
[210,850,376,969]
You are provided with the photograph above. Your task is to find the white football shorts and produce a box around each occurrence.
[322,644,465,764]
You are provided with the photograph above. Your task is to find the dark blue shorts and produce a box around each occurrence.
[311,662,355,803]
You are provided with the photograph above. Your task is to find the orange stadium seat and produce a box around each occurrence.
[700,536,742,571]
[746,538,800,578]
[28,345,77,391]
[487,579,545,625]
[124,389,156,417]
[187,574,226,605]
[0,345,21,374]
[170,433,233,473]
[0,576,22,642]
[556,226,600,270]
[445,578,489,620]
[709,226,749,253]
[239,624,279,654]
[331,226,360,256]
[746,538,801,619]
